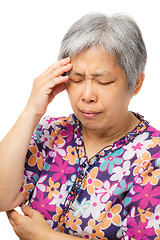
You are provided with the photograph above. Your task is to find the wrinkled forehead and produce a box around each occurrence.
[69,47,124,78]
[69,69,117,80]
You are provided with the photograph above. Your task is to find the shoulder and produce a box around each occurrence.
[123,122,160,164]
[32,114,77,143]
[145,124,160,152]
[145,124,160,163]
[146,124,160,138]
[36,114,76,131]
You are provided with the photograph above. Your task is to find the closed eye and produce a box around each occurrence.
[69,78,83,83]
[97,80,115,85]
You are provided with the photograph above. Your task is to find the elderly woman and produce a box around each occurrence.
[0,12,160,240]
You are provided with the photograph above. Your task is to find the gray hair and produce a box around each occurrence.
[58,12,147,93]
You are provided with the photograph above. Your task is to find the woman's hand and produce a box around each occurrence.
[0,58,72,212]
[7,204,52,240]
[7,204,87,240]
[25,57,72,118]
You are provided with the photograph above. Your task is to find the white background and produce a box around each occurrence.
[0,0,160,239]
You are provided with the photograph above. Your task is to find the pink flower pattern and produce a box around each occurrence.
[21,113,160,239]
[132,182,160,209]
[126,217,155,239]
[31,190,56,220]
[50,156,75,184]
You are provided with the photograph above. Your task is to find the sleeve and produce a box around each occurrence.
[118,152,160,239]
[20,116,55,202]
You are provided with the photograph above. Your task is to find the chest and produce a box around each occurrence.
[29,126,159,239]
[29,146,141,239]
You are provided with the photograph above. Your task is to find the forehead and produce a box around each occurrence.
[69,70,115,79]
[70,47,123,78]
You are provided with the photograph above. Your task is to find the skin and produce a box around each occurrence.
[7,204,83,240]
[3,47,144,239]
[67,47,143,158]
[0,57,73,211]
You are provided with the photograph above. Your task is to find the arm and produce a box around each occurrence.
[0,58,72,211]
[7,205,85,240]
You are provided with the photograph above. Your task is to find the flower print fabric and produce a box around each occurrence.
[21,113,160,239]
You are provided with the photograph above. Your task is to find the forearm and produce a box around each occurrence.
[48,230,85,240]
[0,107,41,210]
[0,58,72,211]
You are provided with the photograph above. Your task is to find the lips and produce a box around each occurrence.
[80,109,101,118]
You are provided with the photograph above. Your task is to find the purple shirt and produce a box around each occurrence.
[21,113,160,239]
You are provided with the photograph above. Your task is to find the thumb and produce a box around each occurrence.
[21,204,39,217]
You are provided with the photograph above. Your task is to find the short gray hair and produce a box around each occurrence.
[58,12,147,93]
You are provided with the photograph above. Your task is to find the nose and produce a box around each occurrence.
[81,80,98,103]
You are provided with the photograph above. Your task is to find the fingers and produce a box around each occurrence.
[6,209,19,226]
[34,58,72,98]
[25,57,72,117]
[34,57,72,95]
[6,205,37,225]
[41,57,72,78]
[21,204,40,218]
[50,63,72,78]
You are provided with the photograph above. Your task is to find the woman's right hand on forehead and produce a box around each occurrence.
[25,57,72,117]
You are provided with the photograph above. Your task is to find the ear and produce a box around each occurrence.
[133,72,145,95]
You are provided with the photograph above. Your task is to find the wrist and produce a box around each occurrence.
[19,107,42,134]
[22,106,42,124]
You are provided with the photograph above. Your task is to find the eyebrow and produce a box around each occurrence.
[70,70,113,78]
[71,71,85,77]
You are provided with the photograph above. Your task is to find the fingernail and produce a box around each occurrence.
[21,204,26,209]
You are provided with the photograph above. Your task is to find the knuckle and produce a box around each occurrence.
[14,216,22,226]
[33,77,42,90]
[33,78,38,88]
[33,77,40,85]
[59,58,67,65]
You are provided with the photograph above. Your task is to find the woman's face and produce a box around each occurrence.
[66,47,132,133]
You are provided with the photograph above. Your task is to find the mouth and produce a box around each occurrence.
[80,110,102,118]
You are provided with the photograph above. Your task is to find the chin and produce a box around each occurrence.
[81,120,102,130]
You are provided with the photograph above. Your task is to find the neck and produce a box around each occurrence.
[82,112,139,159]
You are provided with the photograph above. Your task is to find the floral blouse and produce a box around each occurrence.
[21,113,160,240]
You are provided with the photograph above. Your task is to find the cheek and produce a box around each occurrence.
[114,90,131,110]
[102,87,131,110]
